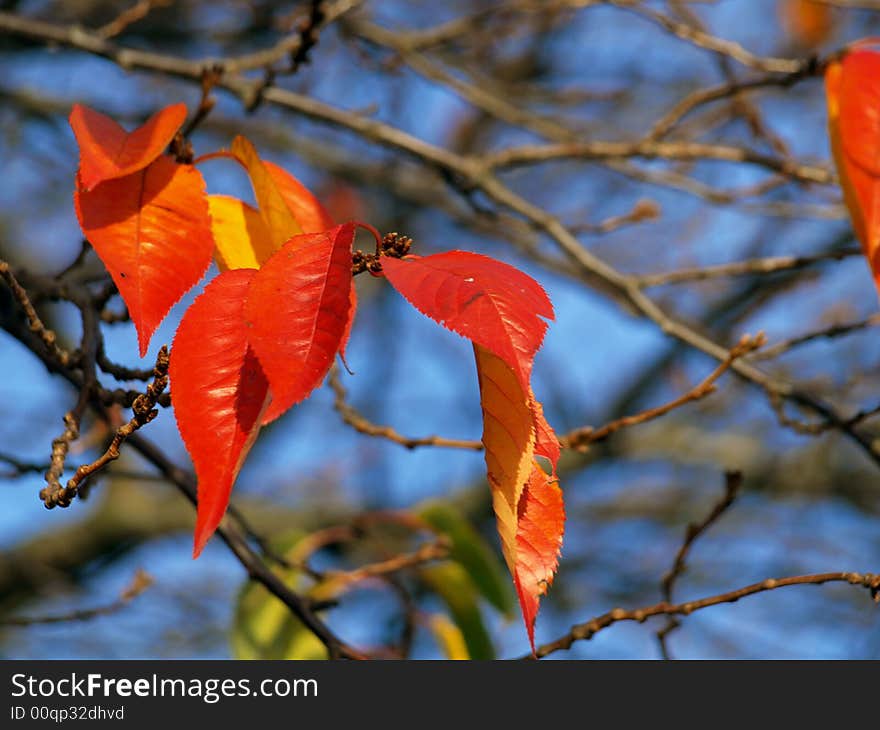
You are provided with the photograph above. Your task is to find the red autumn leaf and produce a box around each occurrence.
[385,250,560,649]
[245,223,355,424]
[169,268,270,557]
[826,41,880,296]
[837,44,880,176]
[514,464,564,651]
[382,251,554,390]
[70,103,187,191]
[75,155,214,356]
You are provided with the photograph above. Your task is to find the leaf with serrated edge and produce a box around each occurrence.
[245,223,355,424]
[473,344,536,579]
[70,103,187,191]
[531,392,561,476]
[75,155,214,356]
[515,464,564,652]
[382,251,553,391]
[207,195,276,272]
[169,268,270,557]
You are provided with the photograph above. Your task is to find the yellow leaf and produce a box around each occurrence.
[427,614,470,660]
[207,195,276,272]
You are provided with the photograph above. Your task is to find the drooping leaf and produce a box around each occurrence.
[382,251,554,390]
[245,223,355,424]
[385,248,562,651]
[418,501,514,616]
[230,136,303,248]
[514,464,564,651]
[169,268,270,557]
[826,42,880,295]
[473,344,536,578]
[70,103,187,191]
[421,562,495,660]
[473,342,564,650]
[207,195,275,272]
[75,155,214,356]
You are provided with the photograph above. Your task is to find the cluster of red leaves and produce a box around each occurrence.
[69,104,564,650]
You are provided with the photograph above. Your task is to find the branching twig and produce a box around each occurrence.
[0,260,74,367]
[57,346,170,505]
[328,367,483,451]
[751,313,880,361]
[531,570,880,659]
[562,334,766,451]
[635,248,863,288]
[656,471,743,659]
[0,569,153,626]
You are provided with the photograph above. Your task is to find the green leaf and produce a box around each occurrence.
[419,501,514,617]
[230,531,327,660]
[421,562,495,660]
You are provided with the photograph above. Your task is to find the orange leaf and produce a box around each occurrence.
[264,160,334,233]
[230,136,303,248]
[207,195,275,272]
[474,344,537,574]
[515,464,564,651]
[826,43,880,295]
[245,224,355,424]
[70,103,187,191]
[779,0,835,49]
[75,155,214,356]
[169,268,270,557]
[474,344,563,650]
[382,251,553,391]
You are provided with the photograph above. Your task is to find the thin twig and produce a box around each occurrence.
[60,346,170,504]
[0,569,153,626]
[635,248,862,288]
[531,570,880,659]
[656,471,743,659]
[751,313,880,360]
[562,334,766,451]
[0,260,74,367]
[96,0,173,39]
[328,367,483,451]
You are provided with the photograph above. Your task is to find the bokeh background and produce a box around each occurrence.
[0,0,878,659]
